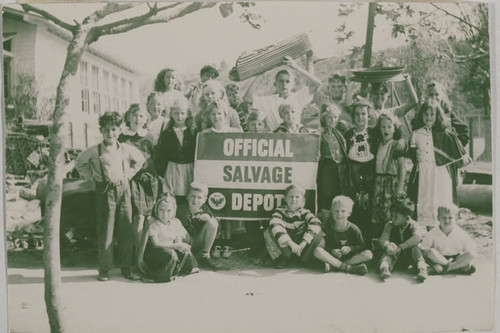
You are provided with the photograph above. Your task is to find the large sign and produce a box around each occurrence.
[194,133,320,220]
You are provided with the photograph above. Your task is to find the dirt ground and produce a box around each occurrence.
[6,210,495,333]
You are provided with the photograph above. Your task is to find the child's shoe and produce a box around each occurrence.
[430,264,444,275]
[417,267,428,282]
[351,264,368,276]
[459,264,476,275]
[97,270,109,282]
[380,266,391,281]
[222,246,232,259]
[211,246,222,259]
[121,267,141,280]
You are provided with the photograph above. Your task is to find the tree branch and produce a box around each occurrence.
[95,2,217,37]
[82,3,138,25]
[430,3,488,38]
[93,2,182,37]
[21,4,75,32]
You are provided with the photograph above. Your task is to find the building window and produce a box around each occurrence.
[121,100,128,113]
[81,89,90,113]
[91,66,100,114]
[111,74,119,112]
[3,34,15,101]
[129,81,134,101]
[103,70,110,112]
[84,123,89,148]
[80,61,88,86]
[121,78,127,99]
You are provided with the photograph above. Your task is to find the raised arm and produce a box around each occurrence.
[242,76,261,104]
[283,56,321,95]
[392,75,419,118]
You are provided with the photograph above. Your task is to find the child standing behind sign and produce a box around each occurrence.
[263,184,323,268]
[154,96,196,202]
[200,101,244,134]
[274,102,310,134]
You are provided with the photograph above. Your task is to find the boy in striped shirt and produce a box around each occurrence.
[263,184,323,268]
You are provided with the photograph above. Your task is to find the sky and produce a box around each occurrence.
[7,2,469,78]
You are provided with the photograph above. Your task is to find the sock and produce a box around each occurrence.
[340,263,352,272]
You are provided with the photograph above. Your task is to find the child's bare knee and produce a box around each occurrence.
[362,250,373,260]
[207,217,219,230]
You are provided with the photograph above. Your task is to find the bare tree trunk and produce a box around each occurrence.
[43,29,87,333]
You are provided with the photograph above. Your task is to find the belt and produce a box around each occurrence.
[96,179,128,189]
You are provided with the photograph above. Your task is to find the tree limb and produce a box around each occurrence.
[94,2,217,38]
[430,3,488,38]
[82,3,138,25]
[93,2,182,37]
[21,4,75,32]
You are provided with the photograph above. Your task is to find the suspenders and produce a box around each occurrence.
[97,143,126,187]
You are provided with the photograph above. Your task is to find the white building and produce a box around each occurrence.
[3,6,140,149]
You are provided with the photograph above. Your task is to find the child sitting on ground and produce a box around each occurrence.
[175,182,221,270]
[315,196,373,275]
[263,184,323,268]
[138,194,199,283]
[274,102,310,133]
[419,204,476,275]
[379,196,428,282]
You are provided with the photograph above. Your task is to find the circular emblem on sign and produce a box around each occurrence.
[208,192,226,211]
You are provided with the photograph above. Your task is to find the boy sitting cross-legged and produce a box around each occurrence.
[419,204,477,275]
[314,196,373,275]
[263,184,324,268]
[378,196,428,282]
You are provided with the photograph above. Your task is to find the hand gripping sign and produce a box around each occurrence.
[194,132,320,220]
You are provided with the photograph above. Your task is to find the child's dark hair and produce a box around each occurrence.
[200,65,219,80]
[275,69,292,81]
[412,101,449,131]
[391,196,415,217]
[137,138,154,156]
[370,82,390,96]
[284,184,306,197]
[99,111,122,128]
[154,68,176,93]
[124,104,148,129]
[328,74,346,85]
[147,92,160,105]
[373,112,402,140]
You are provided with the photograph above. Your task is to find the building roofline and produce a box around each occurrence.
[3,6,139,75]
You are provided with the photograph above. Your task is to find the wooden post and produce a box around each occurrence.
[360,2,376,97]
[468,117,475,159]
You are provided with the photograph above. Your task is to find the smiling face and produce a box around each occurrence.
[128,110,148,131]
[248,120,266,133]
[380,118,395,142]
[371,90,388,110]
[226,89,240,107]
[203,85,223,104]
[285,188,305,211]
[275,73,293,98]
[353,106,369,130]
[426,86,440,102]
[327,79,345,101]
[279,104,301,127]
[331,201,351,226]
[188,190,207,212]
[438,210,456,234]
[147,95,163,120]
[156,201,176,222]
[163,70,177,91]
[100,124,121,146]
[171,106,188,127]
[209,106,225,129]
[323,111,339,129]
[423,106,437,128]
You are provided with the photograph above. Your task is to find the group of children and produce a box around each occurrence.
[74,57,476,283]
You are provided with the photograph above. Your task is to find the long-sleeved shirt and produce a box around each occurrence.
[269,206,322,247]
[75,141,145,184]
[379,218,425,251]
